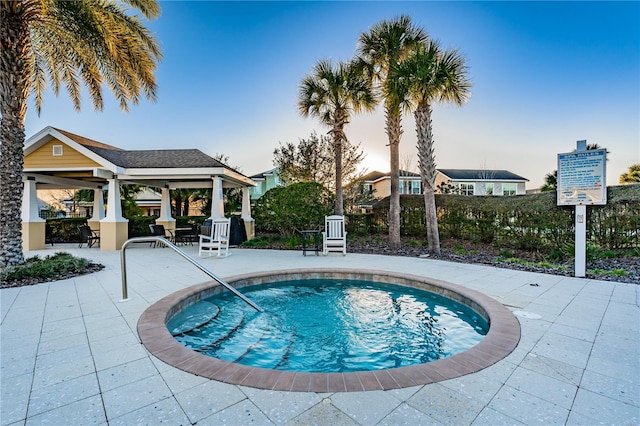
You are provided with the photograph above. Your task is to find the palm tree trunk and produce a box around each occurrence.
[415,103,441,255]
[386,107,402,249]
[0,6,31,267]
[334,137,344,216]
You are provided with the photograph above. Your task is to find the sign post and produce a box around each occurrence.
[557,141,606,277]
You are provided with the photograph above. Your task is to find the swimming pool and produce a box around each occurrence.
[138,269,520,392]
[168,279,489,372]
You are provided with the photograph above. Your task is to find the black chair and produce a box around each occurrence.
[149,224,174,247]
[77,225,100,248]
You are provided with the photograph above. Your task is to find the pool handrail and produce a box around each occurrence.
[120,236,264,312]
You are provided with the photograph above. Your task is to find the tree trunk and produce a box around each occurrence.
[0,5,31,267]
[183,198,190,217]
[386,107,402,249]
[333,127,344,216]
[415,103,441,255]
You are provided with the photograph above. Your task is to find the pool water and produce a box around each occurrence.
[168,279,488,373]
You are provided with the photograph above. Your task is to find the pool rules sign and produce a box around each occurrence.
[557,140,607,277]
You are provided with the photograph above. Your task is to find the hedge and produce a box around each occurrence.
[347,184,639,253]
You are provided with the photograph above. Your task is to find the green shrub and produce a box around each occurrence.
[1,252,90,282]
[253,182,334,236]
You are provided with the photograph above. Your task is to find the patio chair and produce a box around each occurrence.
[77,225,100,248]
[322,215,347,255]
[149,224,175,247]
[198,218,230,257]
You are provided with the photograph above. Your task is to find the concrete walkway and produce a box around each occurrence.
[1,245,638,425]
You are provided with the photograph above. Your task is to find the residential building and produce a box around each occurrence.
[435,169,528,196]
[360,169,528,199]
[360,170,423,198]
[249,168,282,199]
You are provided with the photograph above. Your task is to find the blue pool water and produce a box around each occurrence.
[168,279,488,373]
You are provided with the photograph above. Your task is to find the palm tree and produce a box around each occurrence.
[392,39,471,255]
[619,164,640,184]
[298,59,375,215]
[356,15,427,248]
[0,0,162,267]
[540,170,558,192]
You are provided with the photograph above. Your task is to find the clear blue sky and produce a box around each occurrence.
[25,1,639,188]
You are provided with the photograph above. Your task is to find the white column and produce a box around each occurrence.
[241,187,253,221]
[102,179,126,221]
[21,178,44,222]
[158,187,175,223]
[100,178,128,250]
[88,188,105,226]
[210,177,225,219]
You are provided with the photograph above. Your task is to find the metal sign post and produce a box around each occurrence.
[557,140,607,278]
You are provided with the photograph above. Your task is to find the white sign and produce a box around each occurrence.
[557,149,607,206]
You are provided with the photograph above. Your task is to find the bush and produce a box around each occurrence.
[253,182,334,236]
[1,252,90,282]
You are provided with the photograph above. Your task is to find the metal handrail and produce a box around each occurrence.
[120,236,263,312]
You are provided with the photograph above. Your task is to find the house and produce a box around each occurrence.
[435,169,529,196]
[22,126,256,250]
[361,168,528,199]
[249,168,282,199]
[60,186,166,217]
[361,170,423,198]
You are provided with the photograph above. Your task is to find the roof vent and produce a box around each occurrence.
[52,145,63,156]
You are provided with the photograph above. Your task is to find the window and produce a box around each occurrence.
[253,183,262,195]
[52,145,63,156]
[363,183,373,194]
[485,183,494,195]
[412,181,421,194]
[459,183,474,196]
[401,180,422,195]
[503,183,517,196]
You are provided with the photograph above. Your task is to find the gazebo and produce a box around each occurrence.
[22,126,256,250]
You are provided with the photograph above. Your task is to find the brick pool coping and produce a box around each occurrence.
[138,269,521,392]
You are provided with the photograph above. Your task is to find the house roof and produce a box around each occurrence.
[250,168,278,180]
[24,126,254,189]
[362,170,421,182]
[437,169,529,182]
[55,128,228,170]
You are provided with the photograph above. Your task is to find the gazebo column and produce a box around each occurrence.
[21,177,45,251]
[155,186,176,231]
[87,188,105,232]
[100,178,129,250]
[210,177,225,219]
[241,187,255,240]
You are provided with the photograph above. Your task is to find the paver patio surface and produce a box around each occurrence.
[1,245,638,425]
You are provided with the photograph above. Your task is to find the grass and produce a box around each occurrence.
[501,257,570,271]
[588,268,629,278]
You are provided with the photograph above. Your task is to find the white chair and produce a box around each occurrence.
[322,215,347,255]
[198,218,230,257]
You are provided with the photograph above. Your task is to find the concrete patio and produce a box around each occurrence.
[1,244,638,425]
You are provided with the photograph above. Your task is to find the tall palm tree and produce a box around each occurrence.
[356,15,427,248]
[0,0,162,267]
[392,40,471,255]
[298,59,375,215]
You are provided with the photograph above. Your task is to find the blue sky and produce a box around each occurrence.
[25,1,639,188]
